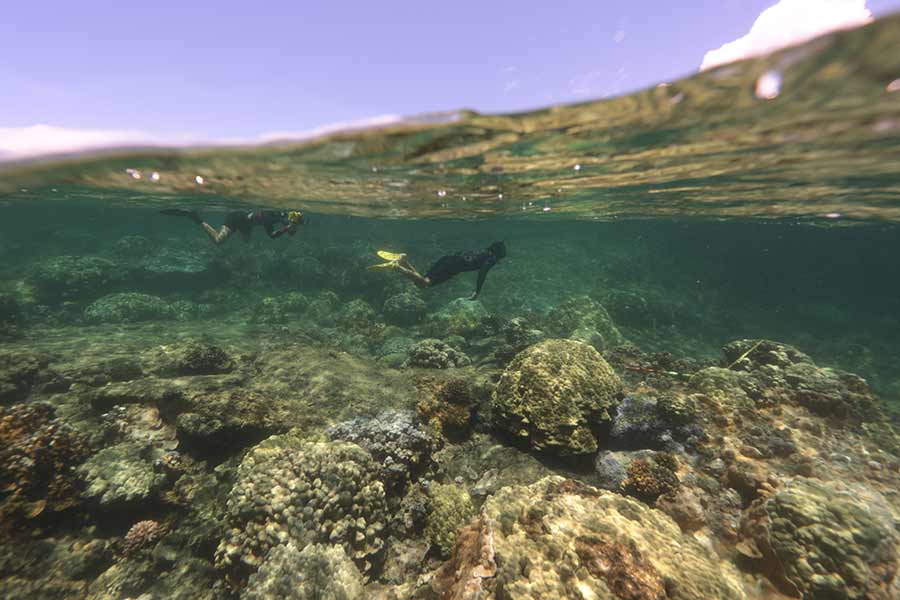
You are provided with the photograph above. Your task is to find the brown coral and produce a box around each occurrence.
[123,520,165,556]
[0,402,90,530]
[417,377,476,439]
[622,456,679,502]
[575,537,667,600]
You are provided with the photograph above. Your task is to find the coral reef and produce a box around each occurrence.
[425,298,489,338]
[84,292,173,323]
[490,339,623,455]
[403,339,471,369]
[215,435,388,578]
[241,542,364,600]
[739,477,899,598]
[417,376,478,439]
[0,402,90,528]
[253,292,309,323]
[122,520,165,557]
[382,292,426,326]
[27,255,121,304]
[77,441,168,506]
[326,410,438,496]
[545,295,626,352]
[433,476,746,600]
[424,483,475,558]
[0,292,22,339]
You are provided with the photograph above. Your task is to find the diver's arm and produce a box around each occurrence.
[472,256,496,299]
[269,224,293,239]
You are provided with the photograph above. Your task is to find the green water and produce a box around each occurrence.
[3,14,900,600]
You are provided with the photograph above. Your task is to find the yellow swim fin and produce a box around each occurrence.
[376,250,405,261]
[368,261,398,271]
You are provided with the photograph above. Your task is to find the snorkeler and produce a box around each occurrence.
[370,241,506,299]
[160,208,307,245]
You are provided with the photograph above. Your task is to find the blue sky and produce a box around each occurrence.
[2,0,899,154]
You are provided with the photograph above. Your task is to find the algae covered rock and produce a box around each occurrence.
[433,476,746,600]
[490,339,623,456]
[383,292,426,326]
[740,477,899,599]
[242,543,364,600]
[404,339,471,369]
[28,255,122,304]
[0,349,46,403]
[253,292,309,323]
[719,339,883,421]
[0,293,23,339]
[426,298,489,338]
[326,410,438,496]
[77,441,168,506]
[425,483,474,558]
[546,295,625,352]
[84,293,173,323]
[215,435,388,578]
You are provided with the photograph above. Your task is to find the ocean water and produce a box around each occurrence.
[2,15,900,600]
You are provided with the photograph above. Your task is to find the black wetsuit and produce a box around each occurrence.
[223,210,293,239]
[425,249,498,296]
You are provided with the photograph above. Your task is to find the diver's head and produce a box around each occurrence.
[287,210,307,226]
[488,240,507,260]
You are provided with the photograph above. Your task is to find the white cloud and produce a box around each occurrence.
[0,115,404,162]
[0,124,187,161]
[700,0,873,70]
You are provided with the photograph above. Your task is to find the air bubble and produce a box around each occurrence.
[150,172,160,181]
[573,164,581,171]
[195,175,205,185]
[437,189,447,197]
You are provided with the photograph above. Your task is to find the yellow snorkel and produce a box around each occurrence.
[288,210,304,225]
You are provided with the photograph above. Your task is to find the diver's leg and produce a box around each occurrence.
[395,263,431,288]
[202,223,233,245]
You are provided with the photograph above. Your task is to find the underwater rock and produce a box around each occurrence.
[608,392,702,451]
[241,542,364,600]
[138,246,216,289]
[383,292,426,326]
[84,292,174,323]
[0,402,90,529]
[77,441,168,507]
[215,435,388,579]
[425,483,475,559]
[719,339,884,421]
[545,295,626,352]
[0,292,23,339]
[174,342,236,375]
[601,288,656,327]
[110,234,157,258]
[593,450,630,492]
[425,298,489,338]
[0,349,46,403]
[433,476,746,600]
[404,339,471,369]
[326,410,438,497]
[490,339,623,456]
[336,298,379,334]
[252,292,309,324]
[27,255,122,304]
[739,477,899,599]
[490,316,545,365]
[305,291,341,326]
[417,376,478,440]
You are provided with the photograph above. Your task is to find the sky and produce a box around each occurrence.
[2,0,899,158]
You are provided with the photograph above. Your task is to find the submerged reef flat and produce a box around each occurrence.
[0,208,899,599]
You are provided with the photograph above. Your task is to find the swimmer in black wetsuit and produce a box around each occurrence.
[370,241,506,299]
[160,208,307,245]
